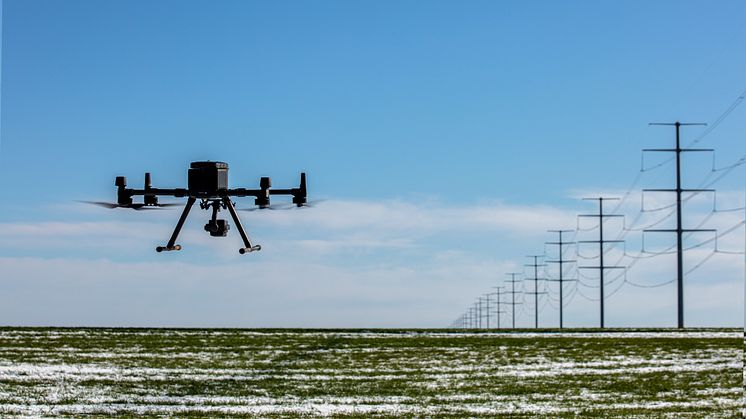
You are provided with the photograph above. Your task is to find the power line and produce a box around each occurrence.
[687,87,746,147]
[684,250,718,276]
[626,278,675,288]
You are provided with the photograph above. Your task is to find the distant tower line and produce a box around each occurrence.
[578,197,625,328]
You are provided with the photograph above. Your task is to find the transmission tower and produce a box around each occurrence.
[644,121,716,329]
[480,294,491,329]
[473,303,480,328]
[545,229,577,329]
[504,273,523,329]
[491,286,507,329]
[524,255,547,328]
[579,197,625,328]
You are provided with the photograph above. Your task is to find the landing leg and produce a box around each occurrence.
[156,197,196,252]
[222,197,261,254]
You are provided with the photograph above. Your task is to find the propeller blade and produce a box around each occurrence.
[239,204,290,212]
[270,203,297,210]
[240,200,324,211]
[78,201,179,210]
[300,199,326,208]
[78,200,121,209]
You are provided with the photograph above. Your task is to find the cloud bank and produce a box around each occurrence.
[0,197,742,328]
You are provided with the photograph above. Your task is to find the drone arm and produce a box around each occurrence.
[225,188,264,198]
[128,188,190,197]
[268,188,293,195]
[222,197,261,254]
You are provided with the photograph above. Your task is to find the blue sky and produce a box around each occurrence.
[0,0,744,328]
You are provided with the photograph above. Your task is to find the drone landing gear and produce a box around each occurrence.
[223,197,261,254]
[154,196,260,254]
[156,245,181,252]
[156,196,196,252]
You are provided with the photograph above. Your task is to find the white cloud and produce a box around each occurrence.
[238,199,578,236]
[0,256,514,328]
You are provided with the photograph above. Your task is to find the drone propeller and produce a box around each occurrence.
[239,200,324,212]
[239,203,295,212]
[300,199,325,208]
[78,201,180,210]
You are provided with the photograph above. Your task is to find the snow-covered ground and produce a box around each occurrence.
[0,329,741,417]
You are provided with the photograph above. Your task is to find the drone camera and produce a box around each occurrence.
[204,219,230,237]
[188,161,229,196]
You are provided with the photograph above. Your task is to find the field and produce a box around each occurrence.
[0,328,741,417]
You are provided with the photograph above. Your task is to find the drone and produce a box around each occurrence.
[84,161,307,254]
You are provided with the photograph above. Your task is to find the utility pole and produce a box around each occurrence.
[492,287,507,329]
[524,255,547,329]
[546,230,577,329]
[476,301,482,329]
[644,121,715,329]
[505,273,523,329]
[579,197,625,328]
[481,294,491,329]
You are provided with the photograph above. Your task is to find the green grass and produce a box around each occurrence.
[0,328,741,417]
